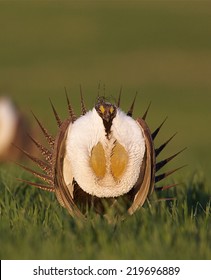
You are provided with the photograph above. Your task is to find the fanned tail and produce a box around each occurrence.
[140,102,186,204]
[16,91,186,218]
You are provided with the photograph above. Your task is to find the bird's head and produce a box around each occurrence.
[95,98,117,123]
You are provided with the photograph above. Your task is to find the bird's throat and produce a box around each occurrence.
[103,119,112,137]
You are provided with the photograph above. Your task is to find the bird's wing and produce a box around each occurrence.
[53,118,85,219]
[128,117,155,214]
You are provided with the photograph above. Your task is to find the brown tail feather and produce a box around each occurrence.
[127,92,137,117]
[117,87,122,107]
[142,102,151,120]
[49,99,62,127]
[155,132,177,157]
[155,165,187,183]
[14,145,52,176]
[156,147,187,172]
[155,183,180,191]
[64,88,77,122]
[17,178,55,192]
[31,111,55,148]
[27,133,52,162]
[16,162,53,184]
[151,117,168,140]
[80,85,87,115]
[156,197,177,202]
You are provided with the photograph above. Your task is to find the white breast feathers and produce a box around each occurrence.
[65,108,146,198]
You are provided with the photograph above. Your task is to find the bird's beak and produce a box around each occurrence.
[98,104,115,122]
[103,109,111,122]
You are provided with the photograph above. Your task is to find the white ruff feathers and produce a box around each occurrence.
[66,108,145,197]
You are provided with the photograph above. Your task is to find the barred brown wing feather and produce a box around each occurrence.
[128,117,155,214]
[53,118,84,219]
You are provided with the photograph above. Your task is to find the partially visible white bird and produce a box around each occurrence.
[18,91,185,219]
[0,96,31,161]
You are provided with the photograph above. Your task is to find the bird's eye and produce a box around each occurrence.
[109,106,114,114]
[99,105,105,114]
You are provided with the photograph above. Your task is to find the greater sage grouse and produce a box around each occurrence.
[0,96,31,161]
[18,91,185,219]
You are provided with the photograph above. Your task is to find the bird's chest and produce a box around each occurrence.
[89,134,129,184]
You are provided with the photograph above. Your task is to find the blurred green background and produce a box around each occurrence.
[1,0,211,182]
[0,0,211,259]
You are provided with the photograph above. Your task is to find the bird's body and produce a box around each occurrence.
[0,97,18,158]
[18,91,185,219]
[0,96,31,161]
[66,107,145,198]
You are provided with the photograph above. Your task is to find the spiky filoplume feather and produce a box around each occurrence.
[49,99,62,128]
[80,85,87,115]
[64,88,77,122]
[31,112,55,148]
[27,133,52,163]
[151,117,168,140]
[142,102,151,121]
[17,90,185,219]
[15,144,52,176]
[16,162,53,184]
[117,87,122,108]
[155,132,177,157]
[156,147,187,172]
[155,165,186,183]
[127,92,137,117]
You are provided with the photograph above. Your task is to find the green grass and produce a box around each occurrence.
[0,165,210,259]
[0,1,211,259]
